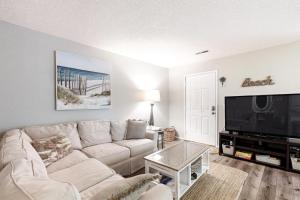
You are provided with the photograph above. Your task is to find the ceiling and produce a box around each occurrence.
[0,0,300,68]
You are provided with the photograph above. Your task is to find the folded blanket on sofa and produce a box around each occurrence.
[91,174,161,200]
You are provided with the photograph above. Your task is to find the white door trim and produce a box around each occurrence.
[184,70,218,147]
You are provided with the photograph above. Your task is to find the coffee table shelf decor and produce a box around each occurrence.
[144,140,210,200]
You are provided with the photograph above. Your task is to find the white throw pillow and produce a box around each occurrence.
[0,159,80,200]
[23,122,82,149]
[110,121,127,141]
[78,120,112,147]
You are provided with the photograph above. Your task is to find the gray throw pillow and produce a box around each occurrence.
[126,120,147,139]
[111,121,127,141]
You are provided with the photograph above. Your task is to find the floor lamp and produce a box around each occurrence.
[145,90,160,127]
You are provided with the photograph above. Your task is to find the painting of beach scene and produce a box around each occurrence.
[55,51,111,110]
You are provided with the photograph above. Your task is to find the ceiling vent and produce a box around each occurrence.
[195,50,209,55]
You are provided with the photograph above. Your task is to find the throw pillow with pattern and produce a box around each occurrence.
[31,135,73,166]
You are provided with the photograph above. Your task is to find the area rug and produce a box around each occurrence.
[181,163,248,200]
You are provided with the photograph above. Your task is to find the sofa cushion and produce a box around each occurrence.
[78,120,112,147]
[80,174,124,200]
[110,120,127,141]
[46,150,89,174]
[82,143,130,166]
[0,129,45,171]
[2,129,32,143]
[126,120,147,139]
[139,184,173,200]
[0,159,80,200]
[23,122,82,149]
[49,158,115,192]
[110,159,131,176]
[114,139,154,157]
[32,135,73,167]
[130,151,152,174]
[0,138,26,170]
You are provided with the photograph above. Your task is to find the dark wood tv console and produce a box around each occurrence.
[219,131,300,173]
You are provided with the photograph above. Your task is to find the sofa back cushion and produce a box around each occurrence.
[0,129,45,171]
[23,122,82,149]
[110,121,127,141]
[32,135,73,167]
[1,129,32,143]
[0,159,80,200]
[126,120,147,139]
[78,120,112,147]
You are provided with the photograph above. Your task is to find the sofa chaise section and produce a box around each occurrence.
[80,174,124,200]
[49,158,115,192]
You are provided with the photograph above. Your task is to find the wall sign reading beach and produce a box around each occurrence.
[242,76,275,87]
[55,51,111,110]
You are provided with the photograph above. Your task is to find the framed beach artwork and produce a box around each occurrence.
[55,51,111,110]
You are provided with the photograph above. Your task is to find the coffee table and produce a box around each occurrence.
[144,140,210,200]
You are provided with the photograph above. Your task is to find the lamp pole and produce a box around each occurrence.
[149,103,154,126]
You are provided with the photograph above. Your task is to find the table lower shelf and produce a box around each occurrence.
[163,165,209,197]
[191,165,209,185]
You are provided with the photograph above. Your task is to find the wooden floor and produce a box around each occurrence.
[210,152,300,200]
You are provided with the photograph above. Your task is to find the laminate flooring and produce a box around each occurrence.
[210,152,300,200]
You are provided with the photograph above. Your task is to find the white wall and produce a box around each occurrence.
[169,42,300,138]
[0,21,169,133]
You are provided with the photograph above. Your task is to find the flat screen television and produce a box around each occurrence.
[225,94,300,138]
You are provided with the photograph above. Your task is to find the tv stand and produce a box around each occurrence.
[219,131,300,173]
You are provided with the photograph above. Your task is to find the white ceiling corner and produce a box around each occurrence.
[0,0,300,68]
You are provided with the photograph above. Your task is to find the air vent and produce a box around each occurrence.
[195,50,209,55]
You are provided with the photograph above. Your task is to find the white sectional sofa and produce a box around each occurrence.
[23,120,158,176]
[0,120,172,200]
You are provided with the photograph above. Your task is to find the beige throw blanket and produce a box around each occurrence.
[91,174,160,200]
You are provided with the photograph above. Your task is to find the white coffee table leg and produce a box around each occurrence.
[207,150,210,171]
[175,172,180,200]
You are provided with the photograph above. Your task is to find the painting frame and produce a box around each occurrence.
[55,51,112,110]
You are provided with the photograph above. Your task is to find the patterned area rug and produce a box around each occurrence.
[181,163,248,200]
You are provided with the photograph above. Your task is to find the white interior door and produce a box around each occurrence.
[185,71,217,146]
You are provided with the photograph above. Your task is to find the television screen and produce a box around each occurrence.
[225,94,300,138]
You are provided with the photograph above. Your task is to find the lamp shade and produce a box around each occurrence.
[145,90,160,102]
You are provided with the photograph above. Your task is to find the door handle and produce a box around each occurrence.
[212,106,216,115]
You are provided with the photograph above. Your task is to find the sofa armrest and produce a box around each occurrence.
[145,131,158,151]
[139,184,173,200]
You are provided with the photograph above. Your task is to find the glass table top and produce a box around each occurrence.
[144,140,210,171]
